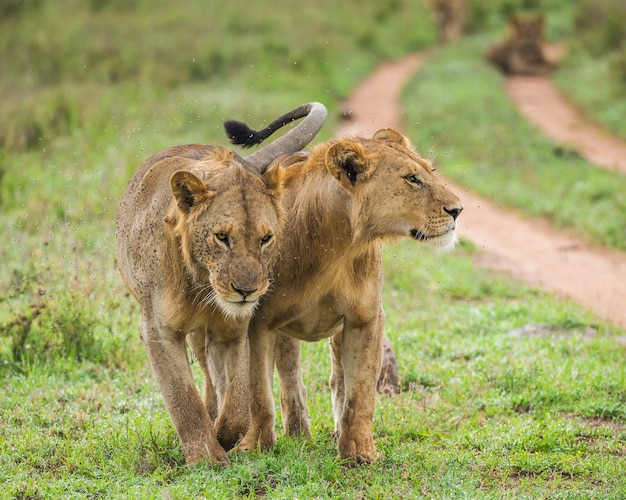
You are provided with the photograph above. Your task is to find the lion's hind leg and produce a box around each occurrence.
[236,323,278,452]
[377,336,400,395]
[275,334,312,439]
[329,333,346,440]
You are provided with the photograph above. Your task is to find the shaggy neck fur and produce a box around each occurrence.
[278,144,382,287]
[161,206,213,321]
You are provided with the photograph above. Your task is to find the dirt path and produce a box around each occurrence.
[337,54,626,329]
[507,77,626,174]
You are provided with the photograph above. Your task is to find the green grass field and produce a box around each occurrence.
[1,0,625,498]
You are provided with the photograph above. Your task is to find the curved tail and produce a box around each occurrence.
[224,102,327,173]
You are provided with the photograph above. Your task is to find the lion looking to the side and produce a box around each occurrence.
[115,103,326,465]
[486,13,555,75]
[225,125,463,463]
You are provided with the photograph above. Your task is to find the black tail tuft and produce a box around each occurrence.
[224,120,264,148]
[223,103,327,164]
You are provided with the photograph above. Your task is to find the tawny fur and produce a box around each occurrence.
[115,144,284,465]
[486,14,556,75]
[237,128,463,463]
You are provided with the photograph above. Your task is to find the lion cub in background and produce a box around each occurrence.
[486,13,556,75]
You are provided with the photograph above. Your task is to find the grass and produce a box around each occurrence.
[2,242,625,498]
[1,0,625,497]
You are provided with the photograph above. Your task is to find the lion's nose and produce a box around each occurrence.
[444,206,463,220]
[232,285,257,300]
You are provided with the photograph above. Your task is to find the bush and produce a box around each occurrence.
[572,0,626,56]
[555,0,626,133]
[0,89,77,151]
[611,48,626,94]
[1,288,100,367]
[0,0,42,20]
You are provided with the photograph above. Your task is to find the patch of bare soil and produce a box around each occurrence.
[337,53,626,329]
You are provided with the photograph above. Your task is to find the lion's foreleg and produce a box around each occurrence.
[335,310,384,463]
[275,334,311,439]
[187,329,218,420]
[140,313,228,465]
[206,334,251,451]
[236,323,278,452]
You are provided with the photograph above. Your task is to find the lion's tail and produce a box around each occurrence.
[224,102,327,173]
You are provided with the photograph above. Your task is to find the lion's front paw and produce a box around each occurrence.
[235,435,257,453]
[235,425,277,453]
[183,440,230,465]
[283,412,312,440]
[216,419,249,451]
[338,434,378,464]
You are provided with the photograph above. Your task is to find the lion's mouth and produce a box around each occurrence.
[410,227,458,251]
[216,297,258,321]
[235,298,257,305]
[410,229,429,241]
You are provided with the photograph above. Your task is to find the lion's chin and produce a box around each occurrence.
[215,298,258,321]
[410,228,458,252]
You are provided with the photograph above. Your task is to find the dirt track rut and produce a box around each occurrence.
[337,53,626,329]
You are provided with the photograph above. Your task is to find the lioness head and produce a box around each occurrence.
[167,159,284,320]
[506,14,548,65]
[325,128,462,249]
[509,14,545,46]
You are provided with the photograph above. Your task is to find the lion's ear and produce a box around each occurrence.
[326,141,371,188]
[372,128,411,148]
[170,171,212,213]
[261,162,284,199]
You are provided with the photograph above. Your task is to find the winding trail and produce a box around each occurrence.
[337,53,626,329]
[507,77,626,174]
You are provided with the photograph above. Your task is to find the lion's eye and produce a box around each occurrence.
[215,232,229,246]
[260,234,273,245]
[405,174,423,186]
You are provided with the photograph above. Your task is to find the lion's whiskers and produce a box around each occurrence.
[427,144,438,163]
[415,221,432,240]
[202,288,219,310]
[189,282,217,311]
